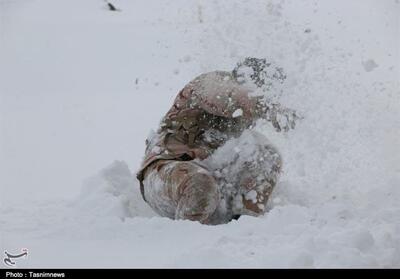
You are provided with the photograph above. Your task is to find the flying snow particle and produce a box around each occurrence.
[362,59,378,72]
[232,108,243,118]
[245,190,258,203]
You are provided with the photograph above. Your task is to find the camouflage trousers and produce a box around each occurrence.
[142,130,282,225]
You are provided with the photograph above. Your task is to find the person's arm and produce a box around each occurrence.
[257,101,302,132]
[196,88,301,133]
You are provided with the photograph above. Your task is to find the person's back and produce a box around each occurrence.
[137,60,298,224]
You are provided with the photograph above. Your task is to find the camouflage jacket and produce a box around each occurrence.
[136,71,269,189]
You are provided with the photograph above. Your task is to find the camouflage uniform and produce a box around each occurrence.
[137,71,282,224]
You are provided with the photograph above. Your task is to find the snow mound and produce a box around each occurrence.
[74,160,155,219]
[2,157,399,268]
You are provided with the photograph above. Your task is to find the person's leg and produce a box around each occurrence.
[237,141,281,216]
[233,131,282,216]
[142,160,219,224]
[202,129,282,218]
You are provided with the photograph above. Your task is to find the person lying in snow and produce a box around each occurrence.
[137,58,300,225]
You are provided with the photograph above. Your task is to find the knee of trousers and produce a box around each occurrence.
[145,160,218,205]
[175,171,220,222]
[142,160,218,219]
[179,171,219,201]
[167,161,219,205]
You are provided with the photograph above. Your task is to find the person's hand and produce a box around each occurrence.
[268,104,303,132]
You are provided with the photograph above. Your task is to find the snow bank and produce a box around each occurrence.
[1,157,398,267]
[75,160,154,219]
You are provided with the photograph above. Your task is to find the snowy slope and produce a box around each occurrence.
[1,0,399,268]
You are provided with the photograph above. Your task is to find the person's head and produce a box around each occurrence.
[232,57,286,91]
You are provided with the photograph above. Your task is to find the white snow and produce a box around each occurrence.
[232,108,243,118]
[245,190,258,203]
[1,0,400,268]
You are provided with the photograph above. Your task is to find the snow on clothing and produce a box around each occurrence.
[137,71,282,224]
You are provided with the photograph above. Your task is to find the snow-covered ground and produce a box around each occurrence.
[1,0,399,268]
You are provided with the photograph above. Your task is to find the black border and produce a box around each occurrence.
[1,268,400,279]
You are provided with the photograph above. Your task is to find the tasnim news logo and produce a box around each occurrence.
[3,249,28,267]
